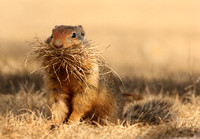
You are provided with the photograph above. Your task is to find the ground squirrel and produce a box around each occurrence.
[28,25,177,126]
[31,25,124,125]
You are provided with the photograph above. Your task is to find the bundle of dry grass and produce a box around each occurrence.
[26,37,104,86]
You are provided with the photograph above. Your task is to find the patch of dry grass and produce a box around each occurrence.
[0,76,200,138]
[1,39,200,138]
[0,58,200,138]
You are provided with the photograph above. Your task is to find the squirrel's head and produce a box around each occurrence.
[46,25,86,49]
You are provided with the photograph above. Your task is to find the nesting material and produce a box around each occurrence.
[26,37,104,86]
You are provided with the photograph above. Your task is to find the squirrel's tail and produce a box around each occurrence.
[123,96,178,125]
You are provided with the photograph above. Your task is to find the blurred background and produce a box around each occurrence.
[1,0,200,78]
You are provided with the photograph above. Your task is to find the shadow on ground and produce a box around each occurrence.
[1,71,200,97]
[0,72,44,94]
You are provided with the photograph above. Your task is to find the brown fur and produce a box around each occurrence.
[42,25,124,125]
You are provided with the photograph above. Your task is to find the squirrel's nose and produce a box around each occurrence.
[53,40,63,48]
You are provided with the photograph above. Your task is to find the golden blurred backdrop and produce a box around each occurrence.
[1,0,200,76]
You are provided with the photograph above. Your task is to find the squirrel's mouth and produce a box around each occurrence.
[49,42,82,52]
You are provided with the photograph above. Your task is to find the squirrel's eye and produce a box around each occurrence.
[72,33,76,38]
[81,32,85,36]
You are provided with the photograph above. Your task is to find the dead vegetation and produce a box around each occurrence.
[0,68,200,138]
[25,37,103,87]
[0,38,199,138]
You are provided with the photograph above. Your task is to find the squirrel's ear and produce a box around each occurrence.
[55,25,58,28]
[78,25,83,29]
